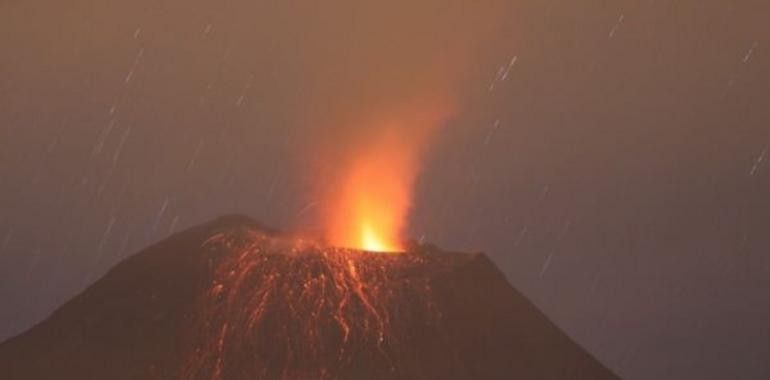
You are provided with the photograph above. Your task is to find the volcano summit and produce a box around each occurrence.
[0,216,616,379]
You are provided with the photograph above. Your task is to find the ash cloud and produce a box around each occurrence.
[287,1,515,239]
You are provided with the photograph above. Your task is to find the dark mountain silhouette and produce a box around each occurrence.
[0,216,616,379]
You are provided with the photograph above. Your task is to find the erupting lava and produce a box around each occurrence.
[360,222,396,253]
[328,140,412,253]
[320,104,453,253]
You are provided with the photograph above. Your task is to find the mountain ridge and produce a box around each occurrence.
[0,215,617,379]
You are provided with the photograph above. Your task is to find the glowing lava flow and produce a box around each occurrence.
[183,226,454,380]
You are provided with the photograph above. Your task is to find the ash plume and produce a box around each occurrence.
[289,1,515,248]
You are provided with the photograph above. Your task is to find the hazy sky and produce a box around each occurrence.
[1,1,769,379]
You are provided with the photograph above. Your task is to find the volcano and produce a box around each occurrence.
[0,216,616,379]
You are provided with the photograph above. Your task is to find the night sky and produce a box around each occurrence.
[1,1,769,379]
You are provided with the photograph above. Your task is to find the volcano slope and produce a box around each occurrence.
[0,216,616,379]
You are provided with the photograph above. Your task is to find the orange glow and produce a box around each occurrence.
[320,103,453,253]
[361,222,395,252]
[327,130,411,252]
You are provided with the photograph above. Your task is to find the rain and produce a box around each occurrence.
[0,1,769,379]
